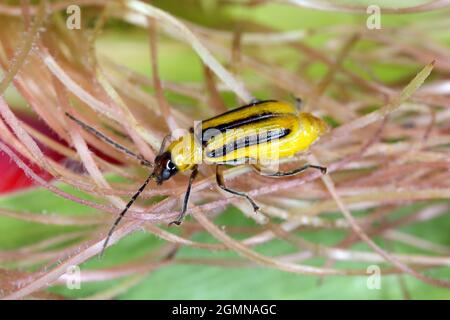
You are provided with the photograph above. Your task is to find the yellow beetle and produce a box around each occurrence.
[67,99,328,255]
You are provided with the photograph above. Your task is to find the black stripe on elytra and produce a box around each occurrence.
[206,128,291,158]
[201,112,287,144]
[202,99,277,122]
[198,100,276,141]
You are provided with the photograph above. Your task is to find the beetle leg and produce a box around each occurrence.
[252,163,327,177]
[215,165,260,212]
[169,166,199,226]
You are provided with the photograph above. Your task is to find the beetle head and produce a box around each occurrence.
[152,151,178,185]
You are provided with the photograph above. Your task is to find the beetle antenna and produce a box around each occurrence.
[158,134,172,155]
[65,112,153,167]
[100,172,154,258]
[289,94,303,110]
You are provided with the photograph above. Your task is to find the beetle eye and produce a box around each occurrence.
[166,160,175,170]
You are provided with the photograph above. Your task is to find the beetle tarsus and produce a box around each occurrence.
[309,165,327,175]
[168,219,182,226]
[250,201,260,213]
